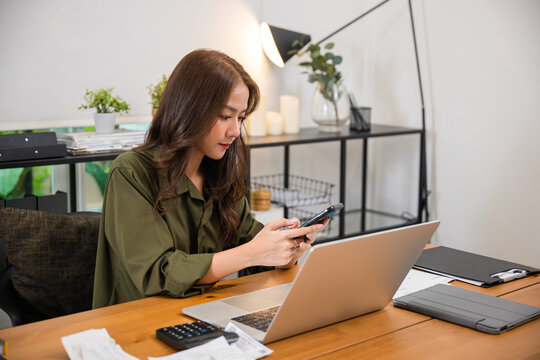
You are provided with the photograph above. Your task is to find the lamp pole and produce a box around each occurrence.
[314,0,393,46]
[303,0,429,222]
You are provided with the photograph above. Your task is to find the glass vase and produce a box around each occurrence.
[311,82,350,133]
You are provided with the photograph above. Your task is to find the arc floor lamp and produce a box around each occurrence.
[260,0,429,222]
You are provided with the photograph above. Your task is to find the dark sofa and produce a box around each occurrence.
[0,208,100,328]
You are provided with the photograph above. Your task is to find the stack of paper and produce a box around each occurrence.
[393,269,453,299]
[57,130,147,155]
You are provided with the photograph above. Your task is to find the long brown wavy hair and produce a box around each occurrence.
[139,49,260,249]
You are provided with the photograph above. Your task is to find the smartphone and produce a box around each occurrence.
[300,203,344,227]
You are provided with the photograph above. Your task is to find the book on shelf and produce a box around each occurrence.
[57,130,147,155]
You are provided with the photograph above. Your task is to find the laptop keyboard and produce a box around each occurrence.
[231,306,280,332]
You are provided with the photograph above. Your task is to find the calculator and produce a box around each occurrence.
[156,320,239,350]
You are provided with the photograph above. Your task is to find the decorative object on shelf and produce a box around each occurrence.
[251,174,334,208]
[259,0,429,222]
[0,132,66,163]
[78,87,130,134]
[265,112,283,136]
[311,81,350,133]
[247,95,266,137]
[294,41,349,133]
[148,74,168,118]
[93,113,116,134]
[280,95,299,134]
[250,187,271,211]
[349,94,371,132]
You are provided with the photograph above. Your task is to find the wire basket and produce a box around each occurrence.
[251,174,334,207]
[288,207,333,237]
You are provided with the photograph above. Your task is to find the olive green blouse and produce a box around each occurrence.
[92,150,263,308]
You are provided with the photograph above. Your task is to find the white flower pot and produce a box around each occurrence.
[93,113,116,133]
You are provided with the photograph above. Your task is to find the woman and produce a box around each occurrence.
[93,49,326,308]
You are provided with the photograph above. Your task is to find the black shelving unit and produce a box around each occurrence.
[1,124,428,238]
[247,124,428,242]
[0,152,121,211]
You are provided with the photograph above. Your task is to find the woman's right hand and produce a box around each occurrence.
[244,218,324,267]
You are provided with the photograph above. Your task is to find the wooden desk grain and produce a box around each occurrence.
[0,268,297,359]
[316,278,540,360]
[0,268,537,359]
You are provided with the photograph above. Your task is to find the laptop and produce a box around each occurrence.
[183,220,440,344]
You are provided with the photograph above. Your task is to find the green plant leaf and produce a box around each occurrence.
[85,162,110,196]
[0,168,24,198]
[80,87,130,114]
[327,66,334,78]
[147,75,168,109]
[295,40,345,94]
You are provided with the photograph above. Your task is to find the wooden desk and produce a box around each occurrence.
[317,282,540,360]
[0,269,538,359]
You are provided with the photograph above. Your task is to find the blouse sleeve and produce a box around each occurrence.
[235,196,264,246]
[98,166,214,300]
[233,196,271,275]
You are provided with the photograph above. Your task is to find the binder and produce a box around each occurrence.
[413,246,539,287]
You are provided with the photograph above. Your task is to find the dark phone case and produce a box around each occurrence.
[301,203,343,227]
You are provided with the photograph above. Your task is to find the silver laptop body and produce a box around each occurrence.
[183,220,440,343]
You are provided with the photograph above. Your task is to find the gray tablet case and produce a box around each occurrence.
[393,284,540,334]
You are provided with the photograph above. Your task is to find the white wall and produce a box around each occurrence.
[1,0,538,267]
[422,0,540,267]
[264,0,540,268]
[0,0,272,130]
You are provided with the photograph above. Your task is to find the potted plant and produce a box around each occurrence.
[148,74,168,118]
[78,87,130,133]
[291,41,350,133]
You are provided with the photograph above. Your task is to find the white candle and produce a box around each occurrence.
[280,95,299,134]
[266,111,283,136]
[247,95,266,137]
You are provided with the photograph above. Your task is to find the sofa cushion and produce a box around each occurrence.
[0,208,100,323]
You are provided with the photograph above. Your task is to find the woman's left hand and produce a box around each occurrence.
[275,217,330,269]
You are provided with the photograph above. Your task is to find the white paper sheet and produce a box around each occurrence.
[148,336,253,360]
[393,269,453,299]
[224,322,273,359]
[61,328,139,360]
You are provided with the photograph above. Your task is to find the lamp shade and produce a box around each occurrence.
[260,22,311,68]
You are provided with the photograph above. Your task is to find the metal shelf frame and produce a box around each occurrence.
[1,123,428,237]
[247,124,428,238]
[1,152,120,211]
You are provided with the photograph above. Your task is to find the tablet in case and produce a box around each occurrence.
[393,284,540,334]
